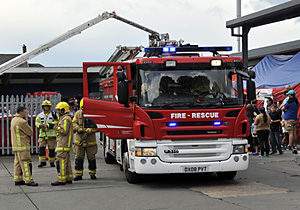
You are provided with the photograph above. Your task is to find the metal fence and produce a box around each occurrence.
[0,94,61,155]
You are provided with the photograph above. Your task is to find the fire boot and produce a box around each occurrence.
[74,176,82,181]
[90,174,97,180]
[50,162,55,167]
[15,180,25,186]
[51,181,65,186]
[38,162,47,167]
[27,182,38,186]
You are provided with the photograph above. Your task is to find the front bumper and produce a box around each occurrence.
[131,153,249,174]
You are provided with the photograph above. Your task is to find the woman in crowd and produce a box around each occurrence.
[254,106,271,157]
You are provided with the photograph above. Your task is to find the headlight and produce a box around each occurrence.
[135,148,157,157]
[233,145,247,154]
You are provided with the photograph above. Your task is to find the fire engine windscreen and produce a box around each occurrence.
[139,69,243,108]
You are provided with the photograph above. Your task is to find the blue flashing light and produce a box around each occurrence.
[170,47,176,52]
[226,47,233,51]
[213,121,222,126]
[163,47,170,52]
[144,46,232,53]
[168,122,177,127]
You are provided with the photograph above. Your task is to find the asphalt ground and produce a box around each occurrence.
[1,144,300,210]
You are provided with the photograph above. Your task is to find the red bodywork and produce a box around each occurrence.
[82,56,249,140]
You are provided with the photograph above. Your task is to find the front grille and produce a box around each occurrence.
[167,130,222,135]
[157,141,231,163]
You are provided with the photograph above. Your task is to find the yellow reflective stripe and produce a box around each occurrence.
[62,159,65,177]
[14,175,22,179]
[88,141,96,145]
[13,146,30,151]
[16,126,21,146]
[48,157,55,160]
[75,171,83,174]
[72,113,77,122]
[88,170,96,174]
[75,139,81,144]
[24,162,29,178]
[58,175,67,179]
[39,157,46,160]
[64,120,67,132]
[56,147,71,151]
[68,128,72,148]
[40,131,57,135]
[68,174,73,178]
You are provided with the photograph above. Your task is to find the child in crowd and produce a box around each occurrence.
[251,117,259,155]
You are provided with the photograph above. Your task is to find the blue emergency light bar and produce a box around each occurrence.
[145,46,232,53]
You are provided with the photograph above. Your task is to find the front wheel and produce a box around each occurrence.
[123,152,141,184]
[216,171,237,180]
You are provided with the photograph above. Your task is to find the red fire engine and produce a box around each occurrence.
[0,11,255,183]
[82,44,256,183]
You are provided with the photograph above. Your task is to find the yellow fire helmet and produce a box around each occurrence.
[55,102,70,115]
[80,98,83,110]
[41,100,52,109]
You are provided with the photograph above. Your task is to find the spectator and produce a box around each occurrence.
[277,100,283,114]
[266,97,273,114]
[266,97,273,105]
[269,104,283,155]
[251,99,259,116]
[251,116,259,155]
[254,106,271,157]
[285,85,292,91]
[281,90,299,152]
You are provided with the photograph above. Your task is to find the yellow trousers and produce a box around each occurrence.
[14,151,34,184]
[56,151,73,183]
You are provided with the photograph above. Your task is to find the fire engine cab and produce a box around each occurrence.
[82,44,256,183]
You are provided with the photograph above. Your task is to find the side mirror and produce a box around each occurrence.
[247,80,256,101]
[248,70,256,79]
[116,69,126,82]
[118,81,129,107]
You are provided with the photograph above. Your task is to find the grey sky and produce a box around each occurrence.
[0,0,298,66]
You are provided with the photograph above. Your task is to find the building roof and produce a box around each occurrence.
[0,66,100,84]
[230,39,300,66]
[0,54,28,67]
[226,0,300,29]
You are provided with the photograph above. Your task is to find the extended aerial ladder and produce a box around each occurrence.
[0,11,169,76]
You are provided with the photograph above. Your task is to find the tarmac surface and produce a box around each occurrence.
[1,144,300,210]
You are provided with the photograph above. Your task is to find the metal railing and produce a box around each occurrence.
[0,94,61,155]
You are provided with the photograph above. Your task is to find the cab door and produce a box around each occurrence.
[83,62,134,139]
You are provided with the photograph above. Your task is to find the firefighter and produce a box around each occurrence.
[11,106,38,186]
[73,99,98,180]
[51,102,74,186]
[35,100,59,167]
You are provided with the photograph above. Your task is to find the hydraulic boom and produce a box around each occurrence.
[0,11,168,75]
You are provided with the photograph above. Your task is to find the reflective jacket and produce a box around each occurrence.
[35,111,59,138]
[55,114,73,152]
[11,114,33,151]
[73,110,97,147]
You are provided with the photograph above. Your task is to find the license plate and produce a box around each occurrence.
[182,166,209,173]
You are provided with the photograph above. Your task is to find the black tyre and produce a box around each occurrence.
[216,171,237,180]
[123,152,141,184]
[103,137,116,164]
